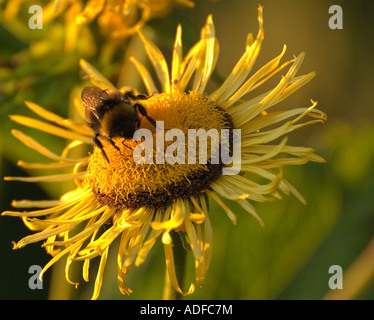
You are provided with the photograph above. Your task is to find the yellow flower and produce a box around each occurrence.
[2,6,326,299]
[72,0,195,39]
[1,0,194,51]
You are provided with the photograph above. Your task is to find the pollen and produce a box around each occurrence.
[85,92,234,210]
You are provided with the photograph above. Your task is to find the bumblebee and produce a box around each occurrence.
[81,86,156,163]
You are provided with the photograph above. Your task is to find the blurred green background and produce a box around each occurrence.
[1,0,374,300]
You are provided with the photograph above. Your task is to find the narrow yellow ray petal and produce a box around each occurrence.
[254,52,305,117]
[65,241,84,288]
[244,144,316,156]
[291,100,322,124]
[82,221,101,282]
[237,199,264,226]
[24,101,91,136]
[61,140,88,159]
[210,5,264,104]
[10,199,63,209]
[41,206,106,226]
[196,197,213,286]
[184,208,202,261]
[241,137,288,164]
[124,214,153,268]
[230,71,317,127]
[208,191,237,225]
[11,130,84,163]
[79,59,116,90]
[223,45,288,108]
[179,40,204,92]
[16,161,79,170]
[240,119,311,148]
[73,97,86,120]
[117,232,133,295]
[4,172,86,183]
[189,196,206,224]
[130,57,158,95]
[171,24,183,92]
[138,29,170,93]
[75,0,105,24]
[151,199,186,231]
[245,56,295,94]
[226,173,282,196]
[209,181,249,201]
[3,200,77,217]
[175,0,195,8]
[63,2,81,53]
[236,53,308,128]
[38,0,67,23]
[212,177,271,203]
[10,116,92,144]
[12,222,74,249]
[271,72,317,106]
[39,241,83,287]
[91,246,109,300]
[162,231,195,296]
[281,178,307,204]
[3,0,26,18]
[194,15,216,95]
[83,258,90,282]
[240,107,324,135]
[136,212,163,266]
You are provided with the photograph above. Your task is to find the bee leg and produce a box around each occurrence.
[135,103,157,127]
[121,139,133,150]
[93,133,110,164]
[108,137,122,156]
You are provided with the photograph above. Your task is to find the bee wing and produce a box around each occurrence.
[81,87,104,108]
[87,106,100,121]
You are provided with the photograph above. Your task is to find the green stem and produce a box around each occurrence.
[162,231,188,300]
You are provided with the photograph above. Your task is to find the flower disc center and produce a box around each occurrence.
[85,92,234,210]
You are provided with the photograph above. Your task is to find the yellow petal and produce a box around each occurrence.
[4,172,86,183]
[179,40,204,92]
[24,101,91,136]
[193,15,216,95]
[237,199,264,226]
[91,246,109,300]
[10,115,92,144]
[79,59,116,90]
[162,231,195,296]
[223,45,288,108]
[130,56,158,95]
[184,211,202,261]
[241,137,288,164]
[11,130,85,162]
[10,199,63,209]
[76,0,105,24]
[138,29,170,93]
[211,6,264,104]
[207,191,237,225]
[151,199,186,231]
[171,24,183,91]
